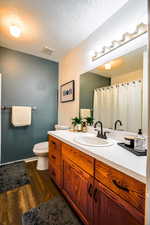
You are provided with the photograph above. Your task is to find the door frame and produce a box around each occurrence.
[0,73,1,164]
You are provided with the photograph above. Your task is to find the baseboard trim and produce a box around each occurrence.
[25,157,38,162]
[0,156,38,166]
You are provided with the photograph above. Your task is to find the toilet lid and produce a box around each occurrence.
[33,141,48,152]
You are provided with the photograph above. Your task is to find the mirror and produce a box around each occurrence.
[80,47,146,133]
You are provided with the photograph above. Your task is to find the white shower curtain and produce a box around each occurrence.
[93,81,142,132]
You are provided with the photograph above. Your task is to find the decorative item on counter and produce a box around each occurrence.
[85,116,94,126]
[85,116,94,132]
[124,136,135,148]
[134,129,146,152]
[82,120,87,132]
[72,117,82,132]
[118,129,147,156]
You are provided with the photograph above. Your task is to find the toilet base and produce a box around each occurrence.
[36,156,48,170]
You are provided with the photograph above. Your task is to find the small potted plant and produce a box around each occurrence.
[85,116,94,132]
[72,117,82,131]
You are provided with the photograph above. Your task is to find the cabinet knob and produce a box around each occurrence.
[51,155,56,160]
[88,184,93,197]
[51,141,56,145]
[93,188,98,202]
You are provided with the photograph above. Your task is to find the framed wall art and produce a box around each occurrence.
[60,80,75,103]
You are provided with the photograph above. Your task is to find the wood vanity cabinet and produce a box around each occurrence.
[48,135,145,225]
[93,180,144,225]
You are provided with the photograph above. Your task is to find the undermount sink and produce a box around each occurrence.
[74,135,114,147]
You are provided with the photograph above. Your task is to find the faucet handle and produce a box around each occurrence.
[104,131,111,139]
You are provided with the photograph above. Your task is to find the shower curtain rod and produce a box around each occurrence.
[95,80,142,91]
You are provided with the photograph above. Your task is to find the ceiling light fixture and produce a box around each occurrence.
[105,63,111,70]
[9,25,21,38]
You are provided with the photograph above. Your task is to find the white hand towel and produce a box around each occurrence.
[80,109,91,118]
[12,106,32,127]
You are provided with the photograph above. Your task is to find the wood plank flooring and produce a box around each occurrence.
[0,161,61,225]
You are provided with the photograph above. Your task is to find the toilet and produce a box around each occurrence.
[33,125,69,170]
[33,141,48,170]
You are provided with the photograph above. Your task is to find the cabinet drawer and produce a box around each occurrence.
[95,160,145,214]
[62,143,94,176]
[49,164,61,187]
[48,136,61,165]
[49,135,61,155]
[49,153,59,166]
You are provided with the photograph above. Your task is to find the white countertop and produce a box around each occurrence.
[48,130,147,184]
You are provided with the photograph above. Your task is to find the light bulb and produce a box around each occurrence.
[95,45,102,53]
[127,24,137,34]
[9,25,21,38]
[89,50,96,58]
[105,63,111,70]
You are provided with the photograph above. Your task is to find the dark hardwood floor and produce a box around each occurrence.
[0,161,61,225]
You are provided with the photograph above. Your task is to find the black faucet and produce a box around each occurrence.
[114,120,123,130]
[94,121,107,139]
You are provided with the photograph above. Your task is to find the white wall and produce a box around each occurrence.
[59,0,147,126]
[111,69,143,85]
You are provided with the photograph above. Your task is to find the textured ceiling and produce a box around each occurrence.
[0,0,128,61]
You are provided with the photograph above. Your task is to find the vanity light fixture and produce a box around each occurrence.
[9,24,21,38]
[91,21,148,61]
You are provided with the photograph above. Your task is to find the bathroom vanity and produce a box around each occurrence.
[48,131,146,225]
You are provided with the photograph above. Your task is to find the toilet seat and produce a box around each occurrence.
[33,141,48,154]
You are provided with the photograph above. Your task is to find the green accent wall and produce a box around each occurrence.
[80,72,110,112]
[0,47,58,163]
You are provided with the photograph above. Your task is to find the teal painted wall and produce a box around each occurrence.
[0,47,58,163]
[80,72,110,111]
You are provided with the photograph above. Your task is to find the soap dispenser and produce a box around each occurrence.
[134,129,145,152]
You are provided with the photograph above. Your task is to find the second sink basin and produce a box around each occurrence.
[74,135,114,147]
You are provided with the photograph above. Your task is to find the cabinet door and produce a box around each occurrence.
[93,180,144,225]
[62,159,93,225]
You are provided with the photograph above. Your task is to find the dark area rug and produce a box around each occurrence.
[22,196,83,225]
[0,161,30,193]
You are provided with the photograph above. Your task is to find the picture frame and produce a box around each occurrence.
[60,80,75,103]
